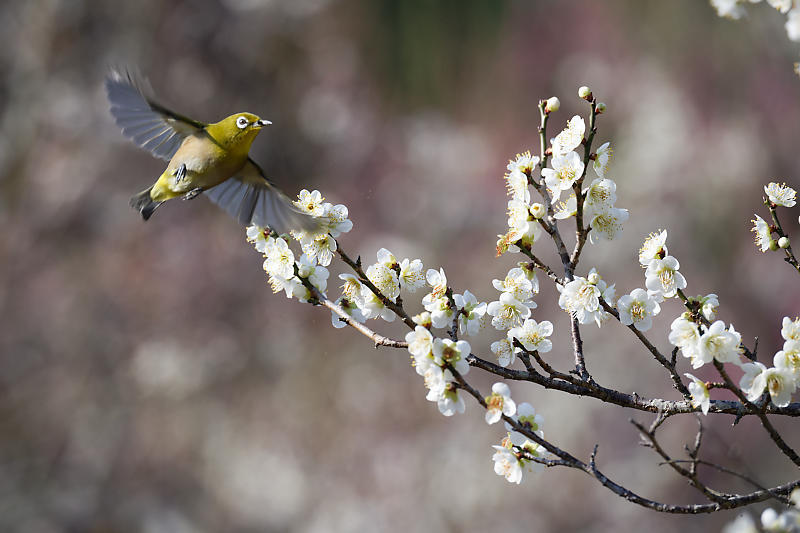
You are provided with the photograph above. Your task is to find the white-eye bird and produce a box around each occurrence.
[105,70,320,234]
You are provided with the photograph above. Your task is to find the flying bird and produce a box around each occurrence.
[105,70,320,234]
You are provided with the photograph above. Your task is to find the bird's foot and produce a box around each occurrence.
[173,163,187,184]
[182,187,203,201]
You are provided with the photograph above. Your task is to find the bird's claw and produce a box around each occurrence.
[182,187,203,201]
[173,163,187,184]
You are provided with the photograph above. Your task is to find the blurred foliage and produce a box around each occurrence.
[0,0,799,532]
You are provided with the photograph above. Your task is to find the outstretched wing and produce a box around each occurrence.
[205,158,323,235]
[105,69,206,161]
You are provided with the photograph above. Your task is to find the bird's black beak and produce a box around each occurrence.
[255,119,272,128]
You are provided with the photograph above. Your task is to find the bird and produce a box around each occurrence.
[105,69,321,234]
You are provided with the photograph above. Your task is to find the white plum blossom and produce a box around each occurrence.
[768,0,793,14]
[246,225,270,253]
[299,232,337,266]
[487,292,533,330]
[617,288,661,332]
[339,273,363,306]
[492,445,523,484]
[710,0,746,19]
[754,366,797,407]
[787,8,800,41]
[592,141,612,178]
[322,203,353,236]
[426,268,448,298]
[639,230,668,267]
[761,507,800,532]
[413,311,432,328]
[551,115,585,155]
[330,296,365,328]
[553,193,578,220]
[583,178,617,219]
[589,207,629,244]
[685,373,711,415]
[296,254,328,293]
[669,316,702,366]
[740,361,768,402]
[700,294,720,321]
[432,338,471,376]
[774,342,800,382]
[422,292,453,329]
[506,402,544,439]
[437,378,466,416]
[695,321,742,368]
[491,338,516,367]
[263,237,295,280]
[645,255,687,300]
[419,365,466,416]
[492,267,537,302]
[751,214,772,252]
[504,215,544,253]
[366,260,400,301]
[398,258,426,293]
[506,151,539,175]
[405,326,434,362]
[485,382,517,425]
[506,169,531,203]
[557,269,615,327]
[782,316,800,345]
[454,290,487,336]
[294,189,326,216]
[543,151,584,200]
[507,199,531,231]
[765,182,797,207]
[422,366,446,401]
[376,248,398,269]
[360,286,395,322]
[508,319,554,353]
[268,272,303,299]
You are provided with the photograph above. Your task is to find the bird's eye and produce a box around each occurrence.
[236,116,249,129]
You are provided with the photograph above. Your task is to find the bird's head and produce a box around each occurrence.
[207,112,272,151]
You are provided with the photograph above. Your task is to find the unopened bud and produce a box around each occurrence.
[530,202,545,219]
[545,96,561,113]
[578,86,592,100]
[779,236,790,249]
[587,271,600,285]
[595,102,607,114]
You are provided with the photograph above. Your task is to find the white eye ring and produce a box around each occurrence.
[236,116,249,129]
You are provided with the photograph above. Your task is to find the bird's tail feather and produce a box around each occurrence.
[130,187,162,221]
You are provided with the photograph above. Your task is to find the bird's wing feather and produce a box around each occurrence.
[105,69,206,161]
[205,159,323,234]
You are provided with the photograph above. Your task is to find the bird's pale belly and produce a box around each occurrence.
[151,153,246,201]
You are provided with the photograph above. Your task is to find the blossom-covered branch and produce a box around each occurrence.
[243,85,800,520]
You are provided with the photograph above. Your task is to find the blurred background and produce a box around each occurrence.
[1,0,800,531]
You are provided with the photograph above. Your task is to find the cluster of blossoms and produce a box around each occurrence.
[246,189,353,302]
[491,401,547,484]
[488,264,551,367]
[291,189,353,266]
[498,150,544,253]
[711,0,800,42]
[723,488,800,533]
[752,182,797,252]
[612,229,690,333]
[405,326,471,416]
[546,119,628,244]
[672,314,800,412]
[557,268,616,327]
[243,81,799,503]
